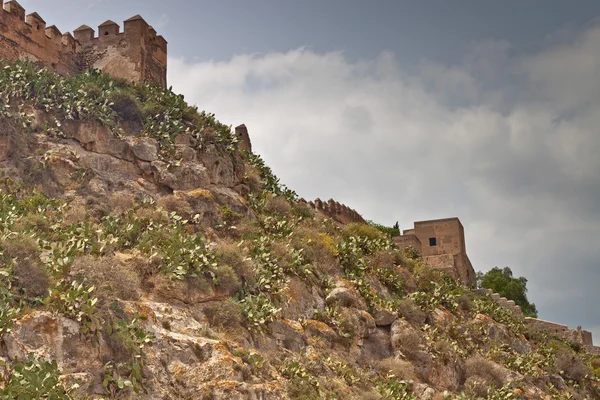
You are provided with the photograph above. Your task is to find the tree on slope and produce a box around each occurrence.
[478,266,538,317]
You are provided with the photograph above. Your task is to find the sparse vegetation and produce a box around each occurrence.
[0,58,597,399]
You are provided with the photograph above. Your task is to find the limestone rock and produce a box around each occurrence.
[414,383,436,400]
[151,160,210,191]
[372,306,398,326]
[361,327,393,360]
[4,311,108,377]
[129,137,159,161]
[325,287,366,310]
[303,320,337,343]
[428,307,455,331]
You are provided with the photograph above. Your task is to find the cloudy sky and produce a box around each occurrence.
[20,0,600,340]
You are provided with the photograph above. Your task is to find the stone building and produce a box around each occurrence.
[0,1,167,87]
[395,217,476,286]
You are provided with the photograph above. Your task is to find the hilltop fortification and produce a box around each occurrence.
[0,1,166,87]
[395,217,476,286]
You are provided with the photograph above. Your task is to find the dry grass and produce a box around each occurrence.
[157,195,193,218]
[204,299,243,330]
[554,348,590,382]
[62,199,89,226]
[393,329,422,357]
[368,250,396,270]
[397,298,427,326]
[244,165,263,193]
[1,236,50,299]
[214,240,256,288]
[374,358,417,380]
[291,227,338,275]
[70,255,142,302]
[108,192,136,215]
[341,223,384,241]
[464,354,506,391]
[13,213,51,234]
[265,195,292,216]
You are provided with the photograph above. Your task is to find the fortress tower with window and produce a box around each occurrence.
[0,1,167,87]
[395,217,476,286]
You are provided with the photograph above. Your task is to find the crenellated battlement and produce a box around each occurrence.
[298,197,366,224]
[0,1,167,87]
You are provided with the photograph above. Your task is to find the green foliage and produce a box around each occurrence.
[283,358,320,399]
[0,60,240,162]
[0,355,73,399]
[376,375,415,400]
[241,293,281,331]
[472,296,525,335]
[244,152,297,202]
[48,280,103,338]
[478,267,538,317]
[367,220,400,237]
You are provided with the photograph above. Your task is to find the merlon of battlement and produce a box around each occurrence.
[3,1,26,20]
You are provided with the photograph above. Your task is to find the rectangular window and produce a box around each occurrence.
[429,237,437,246]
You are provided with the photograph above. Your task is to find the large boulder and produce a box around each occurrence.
[325,286,367,310]
[152,160,211,191]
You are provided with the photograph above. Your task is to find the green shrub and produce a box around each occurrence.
[0,355,72,399]
[342,223,384,241]
[367,220,400,237]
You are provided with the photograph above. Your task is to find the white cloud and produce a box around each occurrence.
[168,25,600,340]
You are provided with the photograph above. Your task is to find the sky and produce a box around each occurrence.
[18,1,600,341]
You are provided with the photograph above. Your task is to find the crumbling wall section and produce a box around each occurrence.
[525,317,595,347]
[300,198,365,224]
[74,15,167,87]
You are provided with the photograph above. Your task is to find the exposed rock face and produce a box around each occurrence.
[0,98,597,400]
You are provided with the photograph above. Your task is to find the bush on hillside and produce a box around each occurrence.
[367,220,400,237]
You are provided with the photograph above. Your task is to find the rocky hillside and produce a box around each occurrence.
[0,60,599,399]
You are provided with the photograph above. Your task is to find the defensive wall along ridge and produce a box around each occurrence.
[0,0,167,87]
[298,197,366,225]
[395,217,599,350]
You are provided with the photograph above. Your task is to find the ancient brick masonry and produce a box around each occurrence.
[299,198,366,224]
[0,1,167,87]
[395,218,476,286]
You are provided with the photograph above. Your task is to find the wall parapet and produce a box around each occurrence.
[299,197,365,224]
[475,288,523,317]
[525,317,594,347]
[0,1,167,86]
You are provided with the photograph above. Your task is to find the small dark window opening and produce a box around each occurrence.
[36,25,40,30]
[104,31,109,35]
[429,237,437,246]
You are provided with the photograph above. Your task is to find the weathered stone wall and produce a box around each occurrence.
[398,218,476,286]
[475,288,524,317]
[74,15,166,87]
[300,198,365,224]
[0,2,167,87]
[525,317,595,347]
[235,124,252,152]
[393,233,422,254]
[414,218,464,257]
[0,1,78,74]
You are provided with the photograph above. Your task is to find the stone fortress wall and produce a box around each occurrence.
[299,198,366,225]
[395,218,477,286]
[0,0,167,87]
